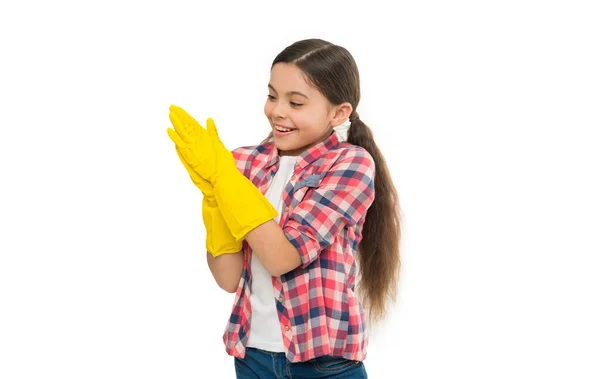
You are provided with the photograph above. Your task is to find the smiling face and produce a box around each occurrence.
[264,63,341,156]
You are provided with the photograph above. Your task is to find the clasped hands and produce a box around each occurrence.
[166,105,277,256]
[166,105,233,202]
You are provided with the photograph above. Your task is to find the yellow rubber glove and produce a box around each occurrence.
[167,105,277,241]
[168,111,242,256]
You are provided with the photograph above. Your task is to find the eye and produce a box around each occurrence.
[290,102,303,107]
[267,94,276,100]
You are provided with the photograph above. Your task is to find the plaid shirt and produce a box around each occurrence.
[222,131,376,363]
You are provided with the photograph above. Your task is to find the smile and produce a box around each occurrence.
[275,125,295,132]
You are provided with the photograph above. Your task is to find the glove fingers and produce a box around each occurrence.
[170,105,209,141]
[168,112,192,144]
[176,148,196,174]
[176,148,207,182]
[167,127,186,149]
[170,104,194,122]
[206,118,225,150]
[176,149,215,196]
[178,147,197,168]
[170,107,201,144]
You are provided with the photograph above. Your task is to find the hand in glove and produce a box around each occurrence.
[167,105,277,242]
[167,106,242,256]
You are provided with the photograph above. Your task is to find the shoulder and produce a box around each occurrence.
[323,142,376,177]
[231,142,275,174]
[232,144,264,160]
[232,141,273,158]
[338,143,375,165]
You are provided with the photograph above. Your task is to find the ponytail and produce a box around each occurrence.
[347,117,402,325]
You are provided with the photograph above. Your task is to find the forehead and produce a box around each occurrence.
[269,63,316,94]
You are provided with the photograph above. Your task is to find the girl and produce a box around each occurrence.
[167,38,401,379]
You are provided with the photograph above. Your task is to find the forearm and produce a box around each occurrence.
[245,220,302,277]
[206,250,244,293]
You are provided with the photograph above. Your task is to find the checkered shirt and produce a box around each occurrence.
[222,131,376,363]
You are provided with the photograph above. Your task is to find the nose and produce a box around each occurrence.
[270,99,286,120]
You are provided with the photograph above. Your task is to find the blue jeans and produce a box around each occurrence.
[234,347,368,378]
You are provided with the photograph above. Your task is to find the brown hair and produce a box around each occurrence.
[264,39,402,324]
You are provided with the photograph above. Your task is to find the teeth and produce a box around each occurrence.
[276,126,293,132]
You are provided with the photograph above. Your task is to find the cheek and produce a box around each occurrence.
[293,111,316,129]
[264,101,272,118]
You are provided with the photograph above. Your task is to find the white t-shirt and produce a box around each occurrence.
[246,155,296,352]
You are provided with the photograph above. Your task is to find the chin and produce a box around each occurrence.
[273,139,297,153]
[274,140,293,150]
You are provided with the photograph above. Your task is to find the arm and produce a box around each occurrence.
[246,221,301,277]
[206,250,244,293]
[246,148,376,277]
[167,109,371,277]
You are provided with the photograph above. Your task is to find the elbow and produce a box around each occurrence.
[265,249,302,277]
[217,280,239,294]
[266,265,286,278]
[223,284,238,294]
[268,261,298,277]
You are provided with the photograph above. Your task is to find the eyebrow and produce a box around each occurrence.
[268,84,309,99]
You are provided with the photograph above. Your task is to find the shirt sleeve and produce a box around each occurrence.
[231,146,255,176]
[283,147,376,268]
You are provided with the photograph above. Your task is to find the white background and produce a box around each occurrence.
[1,1,599,378]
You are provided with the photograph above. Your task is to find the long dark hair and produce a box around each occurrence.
[264,39,402,324]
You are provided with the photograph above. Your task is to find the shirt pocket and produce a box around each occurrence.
[289,173,322,209]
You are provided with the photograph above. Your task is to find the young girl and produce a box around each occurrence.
[167,38,401,379]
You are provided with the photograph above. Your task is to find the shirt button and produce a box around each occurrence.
[291,175,296,181]
[285,325,290,331]
[284,206,289,212]
[278,296,284,303]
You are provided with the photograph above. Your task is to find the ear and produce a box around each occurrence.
[330,102,353,127]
